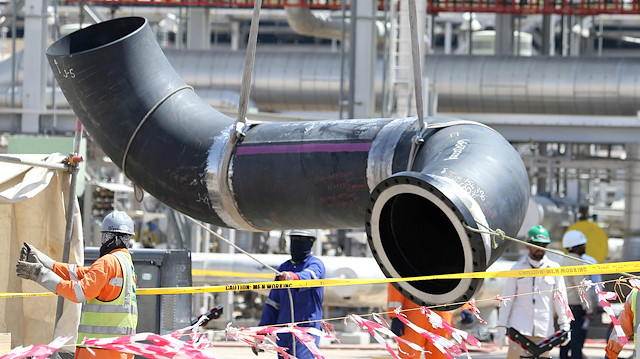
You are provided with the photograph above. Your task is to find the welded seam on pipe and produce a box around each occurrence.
[366,118,414,190]
[206,127,264,232]
[222,0,264,232]
[121,85,194,178]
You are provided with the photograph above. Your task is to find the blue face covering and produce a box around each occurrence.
[290,238,314,263]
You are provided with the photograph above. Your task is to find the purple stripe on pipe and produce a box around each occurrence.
[236,142,372,155]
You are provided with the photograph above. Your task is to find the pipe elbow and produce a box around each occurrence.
[366,121,529,309]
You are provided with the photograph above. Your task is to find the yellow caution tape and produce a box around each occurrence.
[138,260,640,295]
[0,292,55,298]
[3,261,640,298]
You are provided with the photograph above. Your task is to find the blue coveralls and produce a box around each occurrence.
[258,255,325,359]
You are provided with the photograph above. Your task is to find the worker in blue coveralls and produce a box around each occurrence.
[254,230,326,359]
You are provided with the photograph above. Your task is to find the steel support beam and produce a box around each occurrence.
[22,0,47,133]
[442,113,640,144]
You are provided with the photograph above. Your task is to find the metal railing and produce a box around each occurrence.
[427,0,640,15]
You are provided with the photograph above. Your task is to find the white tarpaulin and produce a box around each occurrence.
[0,153,83,353]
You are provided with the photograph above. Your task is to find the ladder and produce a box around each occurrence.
[387,0,420,118]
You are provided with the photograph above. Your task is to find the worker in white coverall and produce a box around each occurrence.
[495,225,572,359]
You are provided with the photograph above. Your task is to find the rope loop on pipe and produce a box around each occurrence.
[121,84,193,179]
[463,222,633,278]
[133,183,144,202]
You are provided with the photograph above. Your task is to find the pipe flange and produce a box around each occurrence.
[365,172,487,310]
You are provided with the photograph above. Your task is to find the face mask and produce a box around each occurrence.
[290,239,314,263]
[101,232,117,245]
[100,232,130,257]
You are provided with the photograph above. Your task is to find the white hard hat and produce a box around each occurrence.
[562,230,587,249]
[289,230,316,240]
[101,210,135,235]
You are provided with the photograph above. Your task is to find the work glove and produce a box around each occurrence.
[493,327,507,349]
[560,324,571,346]
[278,271,300,281]
[20,242,55,270]
[16,259,42,281]
[460,309,475,324]
[390,317,405,336]
[16,260,62,294]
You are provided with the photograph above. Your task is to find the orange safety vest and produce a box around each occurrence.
[605,288,638,359]
[387,284,453,359]
[53,248,137,359]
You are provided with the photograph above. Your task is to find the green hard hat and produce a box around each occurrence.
[527,225,551,244]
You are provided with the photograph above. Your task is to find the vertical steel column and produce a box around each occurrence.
[21,0,47,133]
[186,8,210,49]
[352,0,376,118]
[55,120,83,326]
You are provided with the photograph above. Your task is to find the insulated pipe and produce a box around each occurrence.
[46,17,529,308]
[283,0,387,49]
[425,54,640,116]
[8,49,640,115]
[165,51,640,115]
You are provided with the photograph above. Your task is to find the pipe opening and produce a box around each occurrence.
[47,17,146,57]
[367,174,481,308]
[378,192,464,295]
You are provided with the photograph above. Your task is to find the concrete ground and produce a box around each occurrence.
[206,339,632,359]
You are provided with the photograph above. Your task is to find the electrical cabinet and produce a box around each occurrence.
[85,248,192,334]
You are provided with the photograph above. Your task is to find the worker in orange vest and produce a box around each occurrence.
[16,210,138,359]
[388,284,471,359]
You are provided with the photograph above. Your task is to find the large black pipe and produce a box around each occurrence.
[366,123,530,308]
[46,17,529,308]
[46,17,231,226]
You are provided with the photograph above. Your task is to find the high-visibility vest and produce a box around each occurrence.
[77,251,138,345]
